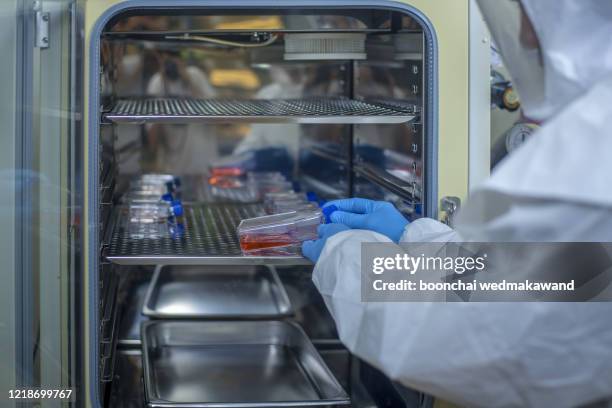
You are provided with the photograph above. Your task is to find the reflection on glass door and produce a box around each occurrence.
[0,0,80,406]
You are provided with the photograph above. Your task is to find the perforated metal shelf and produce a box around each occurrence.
[103,97,415,125]
[185,176,260,203]
[106,203,311,266]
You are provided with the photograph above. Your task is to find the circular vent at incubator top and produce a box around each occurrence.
[284,33,366,60]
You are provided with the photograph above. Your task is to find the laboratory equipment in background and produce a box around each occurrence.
[490,47,527,169]
[490,121,539,168]
[491,69,520,112]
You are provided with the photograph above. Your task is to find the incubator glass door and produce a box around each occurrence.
[0,0,81,406]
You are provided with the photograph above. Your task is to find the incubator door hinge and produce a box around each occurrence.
[440,196,461,227]
[33,1,50,49]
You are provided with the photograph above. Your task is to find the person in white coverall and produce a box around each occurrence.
[145,51,218,174]
[233,67,305,159]
[302,1,612,407]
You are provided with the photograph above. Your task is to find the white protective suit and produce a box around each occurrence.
[312,1,612,407]
[146,66,218,174]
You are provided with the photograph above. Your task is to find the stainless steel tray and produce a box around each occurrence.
[143,265,293,319]
[104,97,414,125]
[106,203,311,266]
[142,320,350,407]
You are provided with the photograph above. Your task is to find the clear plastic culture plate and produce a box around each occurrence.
[237,209,322,256]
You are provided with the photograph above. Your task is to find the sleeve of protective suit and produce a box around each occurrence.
[312,203,612,408]
[399,217,460,243]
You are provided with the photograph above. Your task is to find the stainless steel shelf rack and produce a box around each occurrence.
[106,203,312,266]
[103,97,415,125]
[353,162,422,204]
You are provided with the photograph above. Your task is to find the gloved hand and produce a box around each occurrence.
[302,223,351,263]
[324,198,409,243]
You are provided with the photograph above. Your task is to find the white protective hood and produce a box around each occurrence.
[468,0,612,208]
[477,0,612,122]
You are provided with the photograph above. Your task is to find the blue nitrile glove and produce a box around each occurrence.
[324,198,409,243]
[302,223,351,263]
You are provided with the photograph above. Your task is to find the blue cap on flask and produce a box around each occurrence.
[169,222,185,239]
[414,203,423,215]
[306,192,318,202]
[170,203,184,217]
[322,204,338,224]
